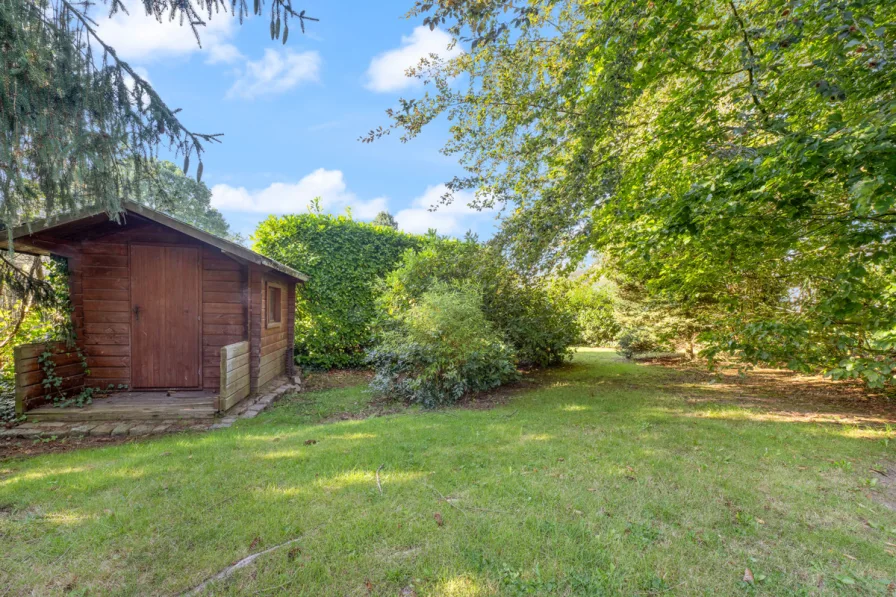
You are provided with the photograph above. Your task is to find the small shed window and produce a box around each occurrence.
[266,283,282,327]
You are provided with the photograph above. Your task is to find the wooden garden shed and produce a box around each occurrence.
[3,202,307,420]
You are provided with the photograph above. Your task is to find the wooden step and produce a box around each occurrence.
[26,390,219,421]
[27,406,218,422]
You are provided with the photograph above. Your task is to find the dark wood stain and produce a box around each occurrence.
[130,244,201,389]
[13,215,297,409]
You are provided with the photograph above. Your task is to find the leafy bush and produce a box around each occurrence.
[368,283,518,407]
[253,213,421,369]
[616,328,660,359]
[564,281,619,346]
[381,237,578,368]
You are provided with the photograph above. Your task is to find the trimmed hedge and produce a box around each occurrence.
[253,213,421,369]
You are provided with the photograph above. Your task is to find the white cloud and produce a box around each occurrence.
[206,43,244,65]
[226,49,321,99]
[93,1,237,63]
[211,168,386,219]
[123,65,152,106]
[365,26,462,93]
[395,184,495,235]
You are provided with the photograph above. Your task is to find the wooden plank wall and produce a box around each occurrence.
[202,248,247,391]
[248,267,263,394]
[64,220,248,392]
[219,341,250,410]
[13,342,86,414]
[79,239,132,388]
[286,282,297,378]
[258,274,292,389]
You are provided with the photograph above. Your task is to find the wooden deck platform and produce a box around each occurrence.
[26,391,218,422]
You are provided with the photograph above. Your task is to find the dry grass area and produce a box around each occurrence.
[301,368,374,392]
[643,355,896,427]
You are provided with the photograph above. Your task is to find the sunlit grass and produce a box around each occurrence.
[1,349,895,595]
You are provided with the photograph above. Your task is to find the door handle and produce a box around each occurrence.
[133,305,141,321]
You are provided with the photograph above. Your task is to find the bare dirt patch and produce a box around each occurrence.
[301,369,373,392]
[311,369,550,424]
[0,425,207,460]
[643,355,896,425]
[0,435,137,460]
[868,465,896,512]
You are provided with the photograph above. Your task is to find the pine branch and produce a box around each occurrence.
[56,0,223,161]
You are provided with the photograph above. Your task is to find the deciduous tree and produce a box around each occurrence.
[371,0,896,387]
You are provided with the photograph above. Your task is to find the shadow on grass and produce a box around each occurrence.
[0,349,894,595]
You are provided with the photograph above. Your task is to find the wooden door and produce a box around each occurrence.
[130,245,201,389]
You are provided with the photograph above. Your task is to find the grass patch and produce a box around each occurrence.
[1,349,895,595]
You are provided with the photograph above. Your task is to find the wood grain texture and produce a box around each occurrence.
[219,341,250,410]
[201,247,247,391]
[13,342,86,413]
[15,219,285,409]
[130,244,201,388]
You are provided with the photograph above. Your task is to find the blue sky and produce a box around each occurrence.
[93,0,498,240]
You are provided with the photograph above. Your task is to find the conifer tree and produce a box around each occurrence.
[371,211,399,229]
[1,0,315,234]
[0,0,313,318]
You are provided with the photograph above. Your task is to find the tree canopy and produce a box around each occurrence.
[371,0,896,387]
[135,160,241,242]
[371,211,399,229]
[1,0,315,234]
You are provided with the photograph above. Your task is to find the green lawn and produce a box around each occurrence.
[1,349,895,596]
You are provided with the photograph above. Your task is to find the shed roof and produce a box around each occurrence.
[2,201,308,282]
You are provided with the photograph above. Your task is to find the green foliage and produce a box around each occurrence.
[615,329,660,360]
[381,236,578,368]
[368,282,518,407]
[1,0,315,236]
[564,280,619,346]
[610,276,715,360]
[371,211,399,229]
[1,256,69,380]
[374,1,896,387]
[38,348,94,409]
[4,351,896,595]
[1,256,75,418]
[2,0,313,323]
[0,306,55,421]
[253,212,421,369]
[135,161,242,242]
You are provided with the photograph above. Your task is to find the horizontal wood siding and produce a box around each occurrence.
[286,282,297,377]
[258,274,292,389]
[13,342,86,413]
[79,241,130,388]
[202,248,247,391]
[70,222,248,392]
[219,341,250,410]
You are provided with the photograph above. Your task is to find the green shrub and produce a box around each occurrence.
[368,283,518,407]
[563,281,620,346]
[380,237,578,368]
[616,328,660,359]
[253,213,421,369]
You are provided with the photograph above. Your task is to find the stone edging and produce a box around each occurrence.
[210,379,298,429]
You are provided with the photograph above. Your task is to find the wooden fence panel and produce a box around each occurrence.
[13,342,86,414]
[219,341,251,411]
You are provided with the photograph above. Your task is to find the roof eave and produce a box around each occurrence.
[2,202,309,283]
